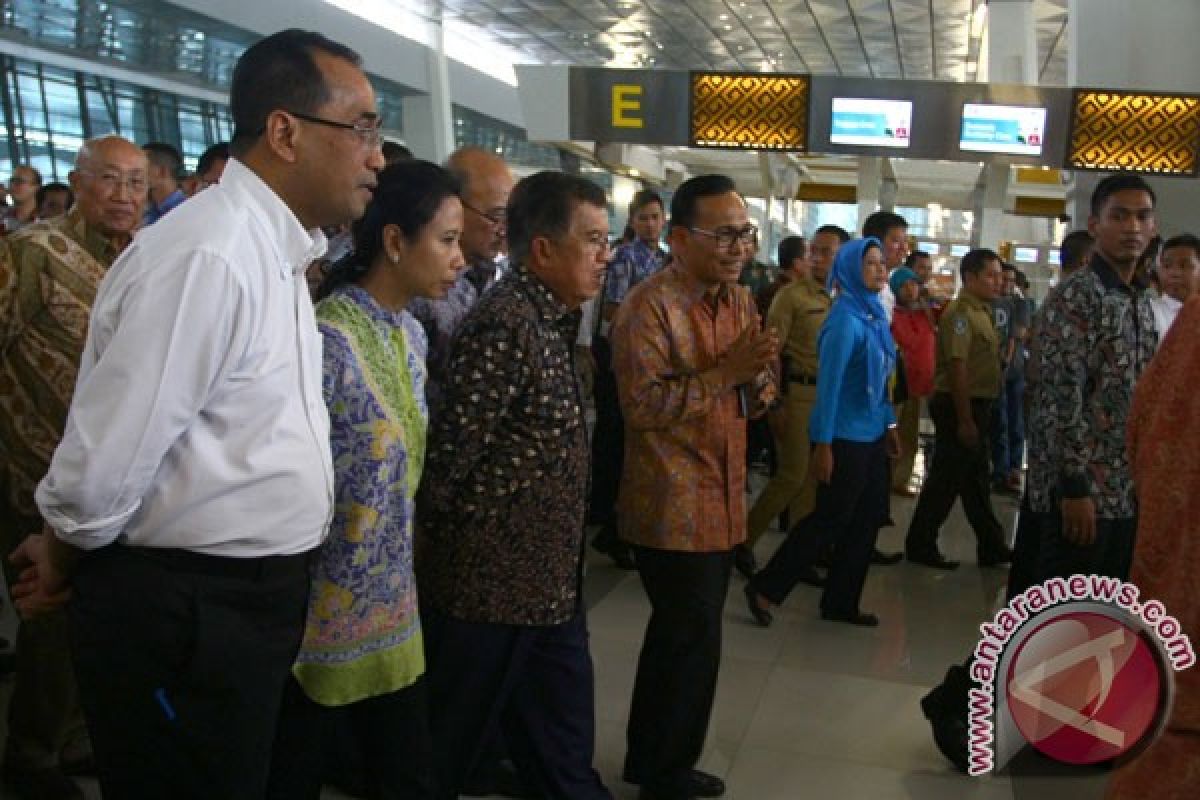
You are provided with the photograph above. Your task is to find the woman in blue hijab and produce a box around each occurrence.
[745,237,901,627]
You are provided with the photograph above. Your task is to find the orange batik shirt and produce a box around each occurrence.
[610,263,772,552]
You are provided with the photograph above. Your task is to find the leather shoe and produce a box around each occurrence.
[871,548,903,565]
[821,609,879,627]
[637,769,726,799]
[921,686,970,773]
[1,765,83,800]
[978,546,1014,568]
[744,583,773,627]
[906,551,960,570]
[732,543,757,580]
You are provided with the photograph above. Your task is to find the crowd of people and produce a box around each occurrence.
[0,25,1197,800]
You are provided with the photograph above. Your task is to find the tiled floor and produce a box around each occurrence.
[0,471,1111,799]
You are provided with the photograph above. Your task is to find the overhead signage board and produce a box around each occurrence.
[566,67,690,145]
[830,97,912,148]
[689,73,809,150]
[961,104,1047,155]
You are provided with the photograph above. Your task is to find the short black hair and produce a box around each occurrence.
[507,171,607,269]
[1015,270,1031,290]
[1059,230,1094,271]
[196,142,229,177]
[230,29,362,156]
[777,235,806,269]
[628,188,663,218]
[1090,173,1156,217]
[905,250,931,269]
[669,174,737,232]
[814,223,850,243]
[1162,233,1200,260]
[862,210,907,241]
[1001,261,1017,273]
[960,248,1000,280]
[35,181,72,210]
[143,142,183,178]
[382,140,413,165]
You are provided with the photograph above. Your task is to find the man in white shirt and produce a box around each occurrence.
[10,29,385,798]
[1150,233,1199,345]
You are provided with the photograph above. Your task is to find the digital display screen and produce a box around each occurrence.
[830,97,913,148]
[950,244,970,258]
[1014,246,1041,263]
[917,241,940,255]
[960,104,1047,156]
[1048,248,1061,266]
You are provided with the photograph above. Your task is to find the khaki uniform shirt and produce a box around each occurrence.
[767,277,831,379]
[933,291,1001,399]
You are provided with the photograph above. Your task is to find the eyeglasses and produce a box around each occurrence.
[77,170,148,195]
[462,201,507,227]
[688,224,759,251]
[286,110,384,148]
[574,231,610,251]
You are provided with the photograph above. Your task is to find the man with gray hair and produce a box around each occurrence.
[0,134,148,800]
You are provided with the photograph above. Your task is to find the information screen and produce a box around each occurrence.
[960,104,1047,155]
[830,97,912,148]
[950,244,970,258]
[1014,246,1041,263]
[1048,248,1061,266]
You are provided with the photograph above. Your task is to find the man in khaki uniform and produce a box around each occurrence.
[904,248,1013,570]
[735,226,845,577]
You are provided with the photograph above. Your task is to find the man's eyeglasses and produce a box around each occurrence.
[286,110,384,148]
[689,224,759,251]
[463,201,507,228]
[78,170,148,195]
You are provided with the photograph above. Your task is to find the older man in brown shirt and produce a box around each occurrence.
[612,175,777,800]
[0,135,147,800]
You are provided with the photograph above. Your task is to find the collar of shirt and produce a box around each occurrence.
[152,188,188,218]
[954,291,990,314]
[667,261,735,309]
[337,284,407,328]
[221,158,327,278]
[796,275,829,296]
[511,263,582,334]
[62,205,123,263]
[1090,252,1149,292]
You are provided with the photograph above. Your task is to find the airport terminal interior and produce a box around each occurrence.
[2,0,1199,798]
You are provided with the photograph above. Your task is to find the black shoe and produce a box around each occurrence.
[906,551,961,570]
[733,543,758,580]
[591,532,636,570]
[921,685,970,773]
[871,548,903,565]
[636,769,726,799]
[0,765,83,800]
[820,609,879,627]
[979,545,1014,568]
[744,583,773,627]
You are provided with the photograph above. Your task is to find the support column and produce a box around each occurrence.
[971,163,1010,249]
[856,156,882,231]
[400,11,455,162]
[1068,0,1200,237]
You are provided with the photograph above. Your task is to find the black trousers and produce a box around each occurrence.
[625,547,732,792]
[1035,513,1135,583]
[266,675,433,799]
[424,609,610,800]
[588,338,624,531]
[905,393,1007,559]
[68,544,310,800]
[1006,494,1047,601]
[752,437,888,616]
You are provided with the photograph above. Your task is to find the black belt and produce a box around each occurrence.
[787,374,818,386]
[98,543,312,581]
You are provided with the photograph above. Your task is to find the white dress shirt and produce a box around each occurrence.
[37,159,334,557]
[1150,293,1183,348]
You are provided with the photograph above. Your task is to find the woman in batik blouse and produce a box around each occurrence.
[267,160,465,800]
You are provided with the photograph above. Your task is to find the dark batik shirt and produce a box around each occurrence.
[1027,254,1157,518]
[417,264,588,626]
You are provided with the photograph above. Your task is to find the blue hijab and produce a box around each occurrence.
[820,237,897,404]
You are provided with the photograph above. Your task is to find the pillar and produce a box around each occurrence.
[400,10,455,162]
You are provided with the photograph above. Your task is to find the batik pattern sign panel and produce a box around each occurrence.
[1069,90,1200,176]
[691,73,809,151]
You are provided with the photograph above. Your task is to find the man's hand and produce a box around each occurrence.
[812,442,834,484]
[1060,497,1097,546]
[719,325,780,387]
[956,418,979,448]
[8,533,71,618]
[886,428,903,460]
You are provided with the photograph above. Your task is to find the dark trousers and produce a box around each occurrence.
[625,548,732,791]
[424,609,610,800]
[1,495,87,772]
[1006,494,1047,601]
[68,544,309,800]
[905,393,1007,559]
[752,437,888,616]
[990,371,1026,481]
[266,675,433,800]
[1035,514,1136,583]
[588,340,624,530]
